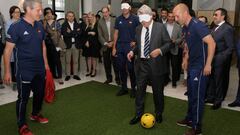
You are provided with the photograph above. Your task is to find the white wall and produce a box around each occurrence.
[83,0,93,13]
[0,0,18,21]
[83,0,121,17]
[0,0,50,21]
[110,0,121,17]
[193,0,236,11]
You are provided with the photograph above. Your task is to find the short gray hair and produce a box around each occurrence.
[23,0,42,12]
[137,4,153,15]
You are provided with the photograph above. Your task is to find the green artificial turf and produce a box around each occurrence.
[0,81,239,135]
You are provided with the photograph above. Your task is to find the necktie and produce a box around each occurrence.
[144,27,150,58]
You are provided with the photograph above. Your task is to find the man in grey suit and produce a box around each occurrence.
[164,11,183,88]
[98,6,120,85]
[0,12,5,89]
[127,5,172,125]
[206,8,234,110]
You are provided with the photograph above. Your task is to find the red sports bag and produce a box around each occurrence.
[44,69,55,103]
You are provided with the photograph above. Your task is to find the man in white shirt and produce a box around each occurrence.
[61,11,82,81]
[98,6,120,85]
[206,8,234,110]
[164,11,183,88]
[159,8,168,24]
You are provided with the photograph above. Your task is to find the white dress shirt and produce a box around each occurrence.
[141,20,153,58]
[68,21,75,43]
[162,18,167,24]
[105,19,111,41]
[166,23,174,38]
[215,21,225,31]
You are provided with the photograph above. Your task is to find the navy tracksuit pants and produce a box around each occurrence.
[116,44,136,91]
[16,74,45,128]
[185,69,208,130]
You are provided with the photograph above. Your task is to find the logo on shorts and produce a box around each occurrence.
[194,77,198,81]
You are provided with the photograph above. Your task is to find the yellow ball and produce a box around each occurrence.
[140,113,155,128]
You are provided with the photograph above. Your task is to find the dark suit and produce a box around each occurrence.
[158,17,167,24]
[133,21,172,116]
[207,22,234,104]
[164,22,183,86]
[98,17,119,82]
[61,21,82,49]
[61,21,82,76]
[234,39,240,103]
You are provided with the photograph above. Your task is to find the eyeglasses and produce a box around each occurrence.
[14,11,20,14]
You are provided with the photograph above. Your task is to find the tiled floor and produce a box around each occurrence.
[0,57,240,112]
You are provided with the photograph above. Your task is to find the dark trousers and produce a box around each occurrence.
[234,66,240,103]
[164,52,171,85]
[0,42,4,83]
[11,62,16,82]
[47,46,62,79]
[135,60,165,116]
[102,48,120,81]
[170,54,180,85]
[222,55,232,99]
[116,51,136,90]
[16,74,45,128]
[207,64,225,103]
[206,55,231,103]
[186,69,207,130]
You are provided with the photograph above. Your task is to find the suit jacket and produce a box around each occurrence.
[211,22,234,67]
[98,17,115,44]
[158,17,167,24]
[79,22,87,45]
[61,21,82,49]
[0,12,5,44]
[164,22,182,55]
[97,17,115,52]
[236,39,240,68]
[133,21,172,76]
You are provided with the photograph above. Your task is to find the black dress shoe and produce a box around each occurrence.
[65,76,71,81]
[212,102,221,110]
[156,114,163,123]
[205,99,214,105]
[86,72,92,76]
[73,75,81,80]
[129,115,141,125]
[90,73,96,77]
[172,83,177,88]
[228,101,240,107]
[59,81,64,85]
[116,90,128,96]
[104,80,112,84]
[184,91,188,96]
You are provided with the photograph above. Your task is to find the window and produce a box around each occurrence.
[48,0,65,19]
[55,0,65,11]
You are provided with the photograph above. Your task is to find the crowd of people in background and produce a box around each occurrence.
[0,0,240,135]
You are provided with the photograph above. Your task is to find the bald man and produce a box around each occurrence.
[173,3,216,135]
